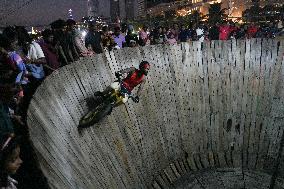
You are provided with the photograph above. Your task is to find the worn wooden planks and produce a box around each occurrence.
[27,39,284,189]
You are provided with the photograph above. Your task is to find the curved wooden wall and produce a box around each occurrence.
[27,39,284,189]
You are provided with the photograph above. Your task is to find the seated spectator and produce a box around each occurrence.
[0,133,23,189]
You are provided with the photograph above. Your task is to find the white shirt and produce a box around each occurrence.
[196,28,204,36]
[196,28,204,42]
[26,41,45,79]
[27,41,45,60]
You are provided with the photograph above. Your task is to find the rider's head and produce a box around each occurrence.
[139,61,150,76]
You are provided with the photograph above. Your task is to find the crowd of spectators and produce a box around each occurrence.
[0,17,283,188]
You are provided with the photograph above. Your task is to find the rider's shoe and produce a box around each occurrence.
[94,91,104,96]
[107,107,113,115]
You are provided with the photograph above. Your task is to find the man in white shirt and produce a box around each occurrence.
[26,41,46,81]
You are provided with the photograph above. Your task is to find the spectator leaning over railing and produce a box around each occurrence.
[16,26,46,93]
[39,29,60,76]
[219,22,231,40]
[208,22,220,40]
[85,21,103,54]
[138,25,150,46]
[50,19,69,66]
[51,19,80,64]
[171,23,180,41]
[73,29,94,57]
[246,23,259,39]
[65,19,80,61]
[101,25,116,51]
[196,23,205,42]
[167,32,177,45]
[125,25,139,47]
[1,28,29,98]
[112,27,126,49]
[153,26,166,45]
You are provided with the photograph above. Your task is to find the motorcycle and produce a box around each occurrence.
[78,74,138,128]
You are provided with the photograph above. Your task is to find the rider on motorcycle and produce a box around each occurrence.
[95,61,150,103]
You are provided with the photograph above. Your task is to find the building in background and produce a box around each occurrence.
[68,9,74,20]
[87,0,110,22]
[137,0,146,18]
[247,0,283,7]
[145,0,216,17]
[143,0,283,22]
[87,0,99,17]
[125,0,134,20]
[110,0,120,22]
[221,0,246,18]
[86,0,283,24]
[87,0,143,23]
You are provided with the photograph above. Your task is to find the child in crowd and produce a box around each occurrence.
[0,133,23,189]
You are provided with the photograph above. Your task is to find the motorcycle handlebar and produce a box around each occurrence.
[115,72,122,81]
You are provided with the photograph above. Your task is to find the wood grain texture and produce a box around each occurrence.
[27,39,284,189]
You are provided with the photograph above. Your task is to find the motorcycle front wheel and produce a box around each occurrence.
[78,103,112,128]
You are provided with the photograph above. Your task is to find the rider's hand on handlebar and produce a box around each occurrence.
[115,72,122,79]
[132,96,139,103]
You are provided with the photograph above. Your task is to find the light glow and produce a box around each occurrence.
[81,31,87,37]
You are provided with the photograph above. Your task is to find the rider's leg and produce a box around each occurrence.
[94,87,112,98]
[94,82,119,97]
[102,86,113,95]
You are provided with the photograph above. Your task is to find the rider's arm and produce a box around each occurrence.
[136,78,146,97]
[120,67,136,75]
[116,67,135,78]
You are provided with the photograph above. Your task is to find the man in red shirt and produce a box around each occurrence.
[247,23,259,39]
[219,22,231,40]
[95,61,150,103]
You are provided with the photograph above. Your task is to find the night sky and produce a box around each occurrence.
[0,0,87,27]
